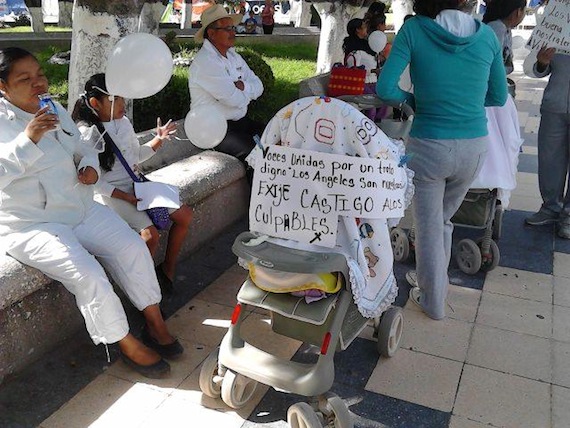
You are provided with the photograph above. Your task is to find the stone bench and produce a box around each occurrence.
[0,120,250,384]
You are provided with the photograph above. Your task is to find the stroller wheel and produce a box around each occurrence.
[492,206,504,241]
[221,369,258,409]
[287,402,322,428]
[318,393,353,428]
[455,239,482,275]
[199,348,222,398]
[376,306,404,357]
[390,228,410,262]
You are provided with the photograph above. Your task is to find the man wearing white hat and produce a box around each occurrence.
[189,4,264,162]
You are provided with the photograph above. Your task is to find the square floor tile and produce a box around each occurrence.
[454,365,550,428]
[554,253,570,278]
[476,292,552,338]
[484,267,553,303]
[508,195,543,213]
[400,308,472,362]
[166,299,238,348]
[553,340,570,388]
[40,374,140,428]
[106,338,210,389]
[553,305,570,343]
[449,415,493,428]
[139,395,245,428]
[554,276,570,307]
[466,324,551,382]
[446,285,481,323]
[195,264,249,308]
[365,348,463,412]
[553,386,570,428]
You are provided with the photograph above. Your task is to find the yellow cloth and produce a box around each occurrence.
[249,263,341,294]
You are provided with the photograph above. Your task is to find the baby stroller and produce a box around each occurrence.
[199,97,414,428]
[390,94,523,274]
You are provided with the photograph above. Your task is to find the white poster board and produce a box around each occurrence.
[249,145,407,248]
[526,0,570,55]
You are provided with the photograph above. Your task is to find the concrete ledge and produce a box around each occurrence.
[0,127,250,383]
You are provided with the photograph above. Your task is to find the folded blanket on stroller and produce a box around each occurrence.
[246,96,414,318]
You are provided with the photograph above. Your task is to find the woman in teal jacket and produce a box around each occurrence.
[377,0,507,320]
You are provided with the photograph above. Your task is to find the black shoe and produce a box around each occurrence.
[155,264,174,296]
[141,327,184,360]
[120,352,170,378]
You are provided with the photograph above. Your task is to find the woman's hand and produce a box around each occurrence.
[537,46,556,67]
[24,107,59,143]
[77,166,98,185]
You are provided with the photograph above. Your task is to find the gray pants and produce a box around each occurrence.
[537,112,570,216]
[408,136,488,319]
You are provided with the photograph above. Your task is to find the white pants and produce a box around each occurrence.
[7,203,161,345]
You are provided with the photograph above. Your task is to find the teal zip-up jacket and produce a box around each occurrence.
[377,14,508,139]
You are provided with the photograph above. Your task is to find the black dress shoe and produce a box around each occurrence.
[120,353,171,379]
[141,327,184,360]
[155,264,174,296]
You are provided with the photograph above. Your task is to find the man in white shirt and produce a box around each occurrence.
[189,4,264,162]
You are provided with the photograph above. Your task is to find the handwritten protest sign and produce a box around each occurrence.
[249,145,407,247]
[526,0,570,55]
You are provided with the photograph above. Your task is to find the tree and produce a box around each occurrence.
[391,0,413,33]
[67,0,146,108]
[180,0,192,30]
[310,0,372,74]
[58,0,74,28]
[23,0,45,32]
[140,0,169,34]
[292,0,312,27]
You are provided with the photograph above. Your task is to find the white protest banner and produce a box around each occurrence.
[249,145,407,247]
[526,0,570,55]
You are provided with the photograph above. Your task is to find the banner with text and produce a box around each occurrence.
[249,145,407,247]
[526,0,570,55]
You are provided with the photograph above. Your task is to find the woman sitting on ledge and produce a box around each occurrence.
[0,47,181,379]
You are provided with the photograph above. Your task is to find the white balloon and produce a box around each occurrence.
[106,33,173,99]
[369,31,388,54]
[184,105,228,149]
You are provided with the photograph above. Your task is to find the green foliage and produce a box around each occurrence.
[34,42,317,131]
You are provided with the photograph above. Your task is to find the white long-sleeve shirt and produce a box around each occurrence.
[345,50,378,84]
[188,40,264,121]
[0,98,100,238]
[78,117,155,197]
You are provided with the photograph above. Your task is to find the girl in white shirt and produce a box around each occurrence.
[72,74,193,294]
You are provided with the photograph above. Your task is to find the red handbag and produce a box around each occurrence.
[327,63,366,97]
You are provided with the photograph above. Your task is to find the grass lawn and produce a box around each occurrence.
[37,42,317,130]
[0,25,71,32]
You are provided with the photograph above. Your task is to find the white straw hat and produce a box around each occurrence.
[195,4,242,43]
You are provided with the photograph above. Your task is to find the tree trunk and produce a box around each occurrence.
[28,6,45,32]
[313,1,363,73]
[58,0,73,27]
[68,0,145,111]
[294,0,312,27]
[180,0,192,30]
[139,0,167,34]
[391,0,413,33]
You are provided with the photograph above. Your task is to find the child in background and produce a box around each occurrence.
[342,18,379,120]
[244,10,258,34]
[72,73,193,294]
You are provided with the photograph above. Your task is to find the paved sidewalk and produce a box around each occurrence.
[2,36,569,428]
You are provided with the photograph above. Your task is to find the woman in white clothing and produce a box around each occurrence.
[72,74,193,293]
[0,48,181,378]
